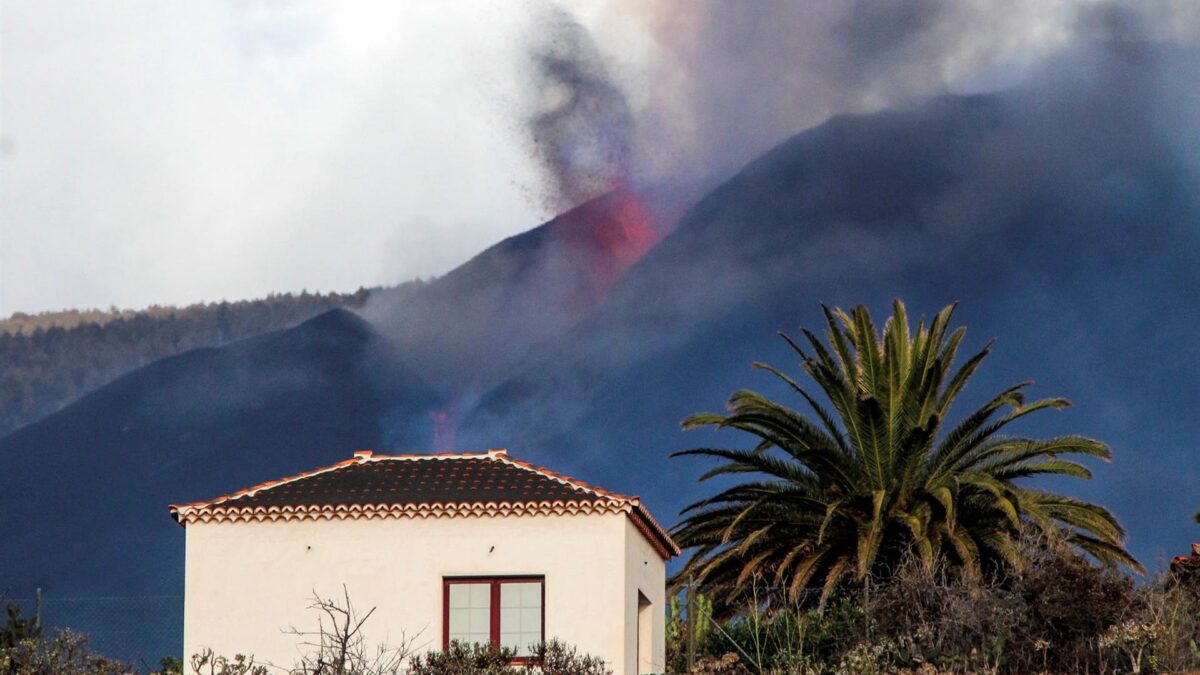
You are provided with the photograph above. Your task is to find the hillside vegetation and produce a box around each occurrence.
[0,288,382,436]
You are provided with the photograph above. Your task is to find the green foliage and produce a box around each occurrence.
[666,542,1200,674]
[410,641,518,675]
[158,655,183,675]
[669,591,867,674]
[0,602,40,650]
[673,300,1139,610]
[408,640,609,675]
[666,592,714,667]
[528,640,611,675]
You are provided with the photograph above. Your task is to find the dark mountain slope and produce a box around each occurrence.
[0,309,431,658]
[0,289,377,437]
[459,47,1200,569]
[0,309,416,590]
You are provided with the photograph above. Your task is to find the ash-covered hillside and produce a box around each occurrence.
[0,289,379,436]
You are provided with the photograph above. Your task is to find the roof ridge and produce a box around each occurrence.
[360,451,494,461]
[489,453,632,502]
[168,454,366,511]
[169,450,586,512]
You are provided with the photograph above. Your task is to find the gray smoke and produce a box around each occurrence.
[530,0,1200,183]
[525,5,636,210]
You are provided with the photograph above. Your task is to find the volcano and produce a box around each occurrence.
[2,44,1200,662]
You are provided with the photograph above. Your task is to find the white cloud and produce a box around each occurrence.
[0,0,551,314]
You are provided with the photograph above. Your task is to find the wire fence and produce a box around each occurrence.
[5,593,182,669]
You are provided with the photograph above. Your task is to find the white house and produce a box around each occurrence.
[170,449,679,674]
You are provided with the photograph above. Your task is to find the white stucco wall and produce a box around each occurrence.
[624,518,667,675]
[182,512,666,674]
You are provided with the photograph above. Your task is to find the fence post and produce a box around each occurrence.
[686,575,696,672]
[34,588,42,630]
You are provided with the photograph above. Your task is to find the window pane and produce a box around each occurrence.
[448,584,470,609]
[501,607,520,630]
[498,581,542,657]
[521,583,540,606]
[469,607,490,633]
[521,607,541,633]
[501,631,542,657]
[500,631,524,651]
[448,582,492,647]
[469,583,490,606]
[449,610,468,634]
[500,582,540,608]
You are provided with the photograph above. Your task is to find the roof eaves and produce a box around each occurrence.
[168,450,677,555]
[628,499,681,559]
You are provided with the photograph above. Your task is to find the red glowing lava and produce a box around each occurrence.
[550,182,667,308]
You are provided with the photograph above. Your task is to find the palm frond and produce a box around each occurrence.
[672,300,1139,610]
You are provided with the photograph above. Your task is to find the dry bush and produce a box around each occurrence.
[861,538,1137,674]
[1012,539,1136,671]
[868,563,1022,673]
[189,649,267,675]
[282,587,419,675]
[1126,578,1200,673]
[1,629,132,675]
[689,652,751,674]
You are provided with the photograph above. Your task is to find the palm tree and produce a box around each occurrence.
[672,300,1140,609]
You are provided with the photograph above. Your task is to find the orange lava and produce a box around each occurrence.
[551,183,665,308]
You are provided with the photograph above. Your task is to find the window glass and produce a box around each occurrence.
[447,582,491,647]
[499,581,542,656]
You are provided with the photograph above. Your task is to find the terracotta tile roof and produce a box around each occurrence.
[169,449,679,559]
[1170,543,1200,576]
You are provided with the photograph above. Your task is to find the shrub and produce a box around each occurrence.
[408,642,517,675]
[1128,578,1200,673]
[189,649,267,675]
[669,594,867,673]
[0,628,131,675]
[1012,538,1136,671]
[670,537,1188,674]
[529,640,610,675]
[408,641,611,675]
[0,602,41,650]
[868,561,1021,673]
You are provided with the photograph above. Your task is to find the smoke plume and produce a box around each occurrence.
[525,5,636,211]
[527,1,1200,187]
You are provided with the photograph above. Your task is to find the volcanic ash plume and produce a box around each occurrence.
[527,6,636,211]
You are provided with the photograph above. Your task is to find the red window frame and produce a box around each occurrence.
[442,576,546,661]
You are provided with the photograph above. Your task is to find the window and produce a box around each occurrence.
[444,577,544,658]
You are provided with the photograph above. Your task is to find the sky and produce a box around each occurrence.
[0,1,613,316]
[3,1,1196,317]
